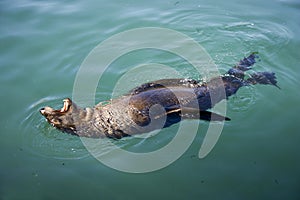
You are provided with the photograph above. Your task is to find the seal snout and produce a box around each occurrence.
[40,108,46,115]
[39,99,73,117]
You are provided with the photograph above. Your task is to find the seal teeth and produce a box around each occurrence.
[60,99,70,112]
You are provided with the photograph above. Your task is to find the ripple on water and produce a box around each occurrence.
[228,86,257,112]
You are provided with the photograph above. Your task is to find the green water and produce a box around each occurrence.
[1,0,300,199]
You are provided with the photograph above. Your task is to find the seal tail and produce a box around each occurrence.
[246,71,280,89]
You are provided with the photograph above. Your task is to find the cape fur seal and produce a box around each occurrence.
[40,53,279,138]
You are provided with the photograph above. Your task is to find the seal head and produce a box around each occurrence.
[40,98,77,134]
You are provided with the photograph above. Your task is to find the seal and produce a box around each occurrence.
[40,53,279,138]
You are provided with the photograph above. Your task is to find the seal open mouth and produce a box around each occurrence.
[39,98,77,133]
[60,98,72,112]
[40,98,72,116]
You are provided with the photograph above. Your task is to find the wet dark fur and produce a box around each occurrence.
[40,53,279,138]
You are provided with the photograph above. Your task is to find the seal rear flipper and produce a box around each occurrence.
[246,71,280,89]
[235,52,259,71]
[227,52,259,79]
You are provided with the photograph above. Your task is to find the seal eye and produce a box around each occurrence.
[51,118,62,125]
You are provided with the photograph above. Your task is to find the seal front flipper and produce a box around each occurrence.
[165,106,230,121]
[181,107,230,121]
[199,110,231,121]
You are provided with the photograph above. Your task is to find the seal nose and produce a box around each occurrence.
[40,108,45,115]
